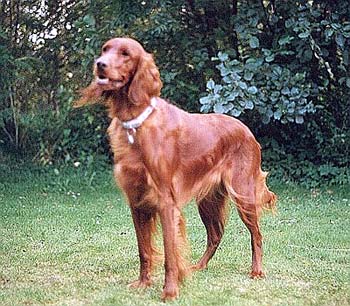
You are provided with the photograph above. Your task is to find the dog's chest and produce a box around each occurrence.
[108,119,134,157]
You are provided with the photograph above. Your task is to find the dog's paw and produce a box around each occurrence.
[250,270,265,279]
[128,279,152,289]
[161,284,179,301]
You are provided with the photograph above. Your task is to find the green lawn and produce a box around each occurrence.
[0,161,349,305]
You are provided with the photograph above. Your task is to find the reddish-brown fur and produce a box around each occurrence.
[76,37,277,301]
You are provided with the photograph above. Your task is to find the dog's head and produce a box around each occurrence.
[75,38,162,107]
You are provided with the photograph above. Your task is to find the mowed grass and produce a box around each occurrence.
[0,161,349,305]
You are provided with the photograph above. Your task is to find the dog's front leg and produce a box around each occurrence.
[159,202,185,301]
[128,207,157,289]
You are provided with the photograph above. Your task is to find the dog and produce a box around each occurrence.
[75,37,277,301]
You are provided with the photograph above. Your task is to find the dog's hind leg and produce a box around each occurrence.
[192,188,228,271]
[230,174,265,278]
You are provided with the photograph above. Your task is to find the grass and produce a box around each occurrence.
[0,160,349,305]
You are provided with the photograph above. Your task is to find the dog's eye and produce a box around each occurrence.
[121,49,129,57]
[102,46,109,53]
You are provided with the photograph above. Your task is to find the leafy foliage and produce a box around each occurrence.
[29,86,109,165]
[200,0,349,185]
[200,52,315,124]
[201,1,350,123]
[0,0,349,185]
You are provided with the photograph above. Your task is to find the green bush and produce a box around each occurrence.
[1,1,349,186]
[200,1,350,186]
[25,86,110,165]
[199,53,315,124]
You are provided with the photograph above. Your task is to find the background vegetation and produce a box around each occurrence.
[0,0,349,186]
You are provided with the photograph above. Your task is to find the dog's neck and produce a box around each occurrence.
[107,91,158,145]
[107,90,154,122]
[121,98,157,130]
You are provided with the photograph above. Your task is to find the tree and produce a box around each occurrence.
[0,0,348,184]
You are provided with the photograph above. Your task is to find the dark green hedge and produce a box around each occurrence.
[0,0,349,186]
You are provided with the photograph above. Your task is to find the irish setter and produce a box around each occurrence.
[75,37,277,301]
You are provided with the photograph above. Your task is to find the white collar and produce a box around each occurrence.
[121,97,157,130]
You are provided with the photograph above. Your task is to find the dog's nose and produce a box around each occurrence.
[96,60,107,71]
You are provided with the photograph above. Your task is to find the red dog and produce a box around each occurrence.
[76,37,277,301]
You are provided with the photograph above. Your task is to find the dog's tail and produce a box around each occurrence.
[223,169,277,219]
[256,170,277,216]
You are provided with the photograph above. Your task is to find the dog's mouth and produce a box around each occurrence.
[96,75,124,88]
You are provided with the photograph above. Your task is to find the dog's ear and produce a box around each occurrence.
[128,52,162,105]
[73,81,105,108]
